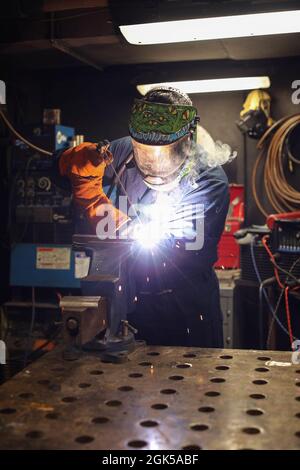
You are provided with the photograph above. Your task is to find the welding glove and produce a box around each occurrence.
[59,142,129,233]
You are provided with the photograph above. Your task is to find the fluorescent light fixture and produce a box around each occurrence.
[137,76,271,95]
[120,10,300,45]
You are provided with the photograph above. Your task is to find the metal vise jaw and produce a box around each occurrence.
[60,296,107,360]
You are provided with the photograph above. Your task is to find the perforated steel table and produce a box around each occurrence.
[0,346,299,450]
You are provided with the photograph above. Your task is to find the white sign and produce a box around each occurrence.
[0,80,6,105]
[36,247,71,270]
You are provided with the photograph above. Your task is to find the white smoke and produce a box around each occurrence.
[190,140,237,170]
[180,133,237,189]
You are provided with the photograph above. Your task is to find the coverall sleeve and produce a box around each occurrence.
[59,142,129,232]
[171,167,230,271]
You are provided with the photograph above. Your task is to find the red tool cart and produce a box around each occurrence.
[215,184,244,269]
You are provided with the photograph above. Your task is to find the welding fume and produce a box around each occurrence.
[55,86,236,350]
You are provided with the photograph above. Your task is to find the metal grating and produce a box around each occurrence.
[0,346,300,450]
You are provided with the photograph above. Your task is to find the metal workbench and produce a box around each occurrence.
[0,345,299,450]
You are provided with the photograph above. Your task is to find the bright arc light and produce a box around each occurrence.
[132,222,163,249]
[137,76,271,96]
[120,10,300,45]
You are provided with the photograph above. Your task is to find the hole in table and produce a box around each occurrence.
[92,417,110,424]
[176,363,192,369]
[61,396,77,403]
[140,420,159,427]
[246,409,264,416]
[19,393,34,399]
[45,412,60,420]
[249,394,266,400]
[128,440,147,448]
[215,365,230,371]
[205,391,220,397]
[129,373,143,378]
[89,370,103,376]
[198,406,215,413]
[0,408,16,414]
[242,427,261,435]
[118,386,134,392]
[219,355,233,360]
[160,389,177,395]
[78,383,91,389]
[183,353,197,358]
[105,400,122,407]
[51,367,65,372]
[151,403,168,410]
[75,435,94,444]
[139,362,153,367]
[147,352,160,356]
[255,367,269,373]
[295,396,300,401]
[169,375,184,381]
[210,377,226,383]
[252,380,268,385]
[37,379,50,386]
[257,356,271,361]
[190,424,209,432]
[182,445,202,450]
[26,431,43,439]
[48,383,61,392]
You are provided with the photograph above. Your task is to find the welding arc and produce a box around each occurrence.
[0,109,52,156]
[252,114,300,217]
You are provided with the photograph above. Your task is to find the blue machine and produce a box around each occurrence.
[10,243,81,288]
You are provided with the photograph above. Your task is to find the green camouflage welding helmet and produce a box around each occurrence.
[129,99,198,145]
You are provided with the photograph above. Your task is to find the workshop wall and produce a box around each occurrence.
[3,56,300,226]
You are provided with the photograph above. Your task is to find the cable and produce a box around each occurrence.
[252,114,300,217]
[0,109,52,156]
[284,286,293,347]
[23,287,36,368]
[266,287,285,349]
[261,235,300,286]
[250,236,295,339]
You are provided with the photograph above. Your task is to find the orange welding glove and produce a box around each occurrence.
[59,142,129,233]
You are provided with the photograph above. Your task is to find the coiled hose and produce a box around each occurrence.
[252,114,300,217]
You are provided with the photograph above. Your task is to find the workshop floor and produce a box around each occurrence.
[0,345,299,450]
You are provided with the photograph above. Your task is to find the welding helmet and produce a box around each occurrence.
[237,89,273,139]
[129,88,199,191]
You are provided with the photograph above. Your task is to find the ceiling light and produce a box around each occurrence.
[137,76,271,95]
[120,10,300,45]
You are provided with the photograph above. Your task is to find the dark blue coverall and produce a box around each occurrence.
[103,136,230,348]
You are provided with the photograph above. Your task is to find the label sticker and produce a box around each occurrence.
[74,252,90,279]
[36,247,71,270]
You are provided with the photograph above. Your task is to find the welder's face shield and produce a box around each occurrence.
[132,134,190,191]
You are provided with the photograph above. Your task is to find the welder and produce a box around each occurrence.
[57,87,230,347]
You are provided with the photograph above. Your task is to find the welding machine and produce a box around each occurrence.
[267,212,300,254]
